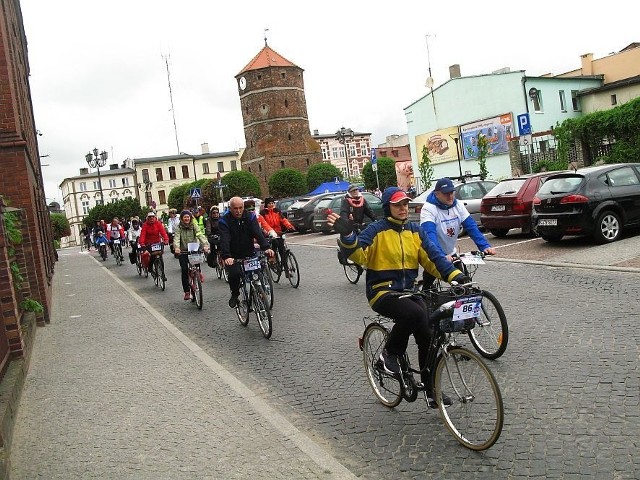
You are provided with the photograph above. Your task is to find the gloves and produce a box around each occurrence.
[332,216,354,236]
[452,274,471,285]
[268,231,278,239]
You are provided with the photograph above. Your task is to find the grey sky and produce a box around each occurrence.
[20,0,635,204]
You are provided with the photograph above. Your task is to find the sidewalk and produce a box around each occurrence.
[9,250,356,479]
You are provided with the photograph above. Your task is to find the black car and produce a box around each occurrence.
[275,196,300,216]
[533,163,640,243]
[313,192,384,233]
[286,192,342,233]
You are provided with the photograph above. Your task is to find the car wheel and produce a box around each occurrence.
[490,229,509,238]
[593,210,621,244]
[541,234,563,243]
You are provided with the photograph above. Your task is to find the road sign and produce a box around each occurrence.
[190,187,201,199]
[370,148,377,164]
[372,163,378,172]
[517,113,531,136]
[519,134,532,147]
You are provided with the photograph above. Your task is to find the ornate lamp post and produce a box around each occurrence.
[85,148,108,205]
[137,177,153,207]
[335,126,355,180]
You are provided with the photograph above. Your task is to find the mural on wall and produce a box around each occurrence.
[395,160,414,190]
[415,126,460,165]
[460,113,513,159]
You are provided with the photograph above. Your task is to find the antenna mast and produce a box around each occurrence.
[425,34,437,117]
[162,53,180,154]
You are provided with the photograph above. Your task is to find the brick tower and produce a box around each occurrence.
[235,41,322,196]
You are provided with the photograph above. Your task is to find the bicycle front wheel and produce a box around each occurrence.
[252,283,272,339]
[362,323,402,408]
[434,346,504,451]
[262,270,275,309]
[115,246,122,266]
[344,262,362,284]
[286,251,300,288]
[468,290,508,360]
[193,270,203,310]
[236,284,249,326]
[268,255,282,283]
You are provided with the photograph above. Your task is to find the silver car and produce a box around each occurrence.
[408,179,498,227]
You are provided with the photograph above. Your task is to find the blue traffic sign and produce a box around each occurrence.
[190,187,201,199]
[371,147,377,164]
[517,113,531,136]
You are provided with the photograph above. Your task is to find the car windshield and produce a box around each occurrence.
[315,198,333,210]
[289,199,309,209]
[537,176,583,194]
[488,179,526,196]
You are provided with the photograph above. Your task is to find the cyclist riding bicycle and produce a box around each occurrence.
[205,205,222,268]
[328,186,468,408]
[259,197,296,277]
[219,196,274,309]
[138,211,169,258]
[127,217,142,260]
[106,218,125,257]
[173,210,210,301]
[166,208,180,254]
[419,178,496,289]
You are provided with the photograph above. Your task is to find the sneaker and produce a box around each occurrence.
[376,349,400,375]
[183,292,191,301]
[426,393,453,409]
[228,295,239,308]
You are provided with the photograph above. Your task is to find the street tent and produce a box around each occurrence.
[307,180,351,195]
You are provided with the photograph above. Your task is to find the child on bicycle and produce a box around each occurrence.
[328,186,468,408]
[173,210,210,301]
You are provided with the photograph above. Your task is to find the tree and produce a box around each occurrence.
[418,145,434,192]
[476,134,489,180]
[84,198,145,227]
[306,163,342,191]
[167,184,191,211]
[50,213,70,240]
[362,157,396,191]
[220,171,262,199]
[268,168,307,198]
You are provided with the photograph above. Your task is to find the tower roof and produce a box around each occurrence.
[237,44,298,76]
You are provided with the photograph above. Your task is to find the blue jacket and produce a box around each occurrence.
[338,216,462,307]
[94,235,108,246]
[219,211,269,260]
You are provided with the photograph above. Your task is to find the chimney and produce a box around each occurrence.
[201,142,209,154]
[313,129,319,136]
[581,53,594,75]
[449,64,461,79]
[79,167,89,175]
[109,163,118,170]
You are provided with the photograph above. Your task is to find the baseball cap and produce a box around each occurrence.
[347,184,359,192]
[435,178,456,193]
[389,190,411,204]
[146,211,156,217]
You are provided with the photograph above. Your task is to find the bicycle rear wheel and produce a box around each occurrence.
[434,346,504,451]
[215,254,223,279]
[262,269,274,309]
[252,283,272,339]
[154,258,165,290]
[361,323,402,408]
[136,254,143,276]
[192,269,203,310]
[468,290,508,360]
[268,255,282,283]
[115,245,122,266]
[236,284,249,326]
[344,261,362,284]
[286,251,300,288]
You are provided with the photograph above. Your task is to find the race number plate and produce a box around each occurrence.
[151,243,163,252]
[243,258,261,271]
[460,255,485,265]
[452,296,482,322]
[113,239,120,244]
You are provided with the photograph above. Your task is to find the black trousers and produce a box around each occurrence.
[225,262,243,297]
[178,254,191,293]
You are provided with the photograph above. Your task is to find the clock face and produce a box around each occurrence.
[239,76,247,90]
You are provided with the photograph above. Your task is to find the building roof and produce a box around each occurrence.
[577,74,640,95]
[66,167,135,180]
[237,44,297,76]
[133,152,239,164]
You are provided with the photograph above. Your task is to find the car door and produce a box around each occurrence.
[606,165,640,225]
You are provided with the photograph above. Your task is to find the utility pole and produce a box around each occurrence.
[162,53,180,154]
[425,34,437,117]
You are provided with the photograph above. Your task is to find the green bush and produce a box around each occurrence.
[50,213,71,240]
[268,168,308,198]
[362,157,397,191]
[306,163,343,191]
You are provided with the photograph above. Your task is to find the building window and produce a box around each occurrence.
[332,147,339,159]
[122,178,129,187]
[281,160,285,168]
[532,90,543,112]
[281,72,285,79]
[80,182,87,191]
[288,133,292,140]
[257,74,262,80]
[145,191,152,206]
[391,149,399,157]
[142,169,150,183]
[559,90,567,112]
[217,161,224,172]
[181,165,189,178]
[156,168,163,181]
[202,163,210,174]
[322,148,328,160]
[93,181,100,190]
[571,90,581,111]
[349,145,356,157]
[158,190,166,205]
[285,99,288,108]
[82,200,90,215]
[109,179,116,188]
[306,159,310,166]
[169,166,176,179]
[258,164,262,172]
[611,94,617,106]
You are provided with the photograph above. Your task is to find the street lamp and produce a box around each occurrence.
[137,178,153,207]
[449,134,463,180]
[85,148,108,205]
[335,126,355,180]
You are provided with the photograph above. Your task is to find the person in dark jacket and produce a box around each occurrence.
[219,196,274,308]
[340,184,377,232]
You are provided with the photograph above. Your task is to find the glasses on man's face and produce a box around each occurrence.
[246,207,255,212]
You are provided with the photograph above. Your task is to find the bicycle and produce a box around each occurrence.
[360,284,504,451]
[209,235,228,282]
[148,242,166,291]
[336,223,365,284]
[81,235,91,251]
[421,251,508,360]
[185,244,205,310]
[112,239,124,266]
[233,252,273,339]
[267,233,300,288]
[97,243,108,261]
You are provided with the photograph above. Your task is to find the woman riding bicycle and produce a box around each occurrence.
[328,186,467,408]
[173,210,210,301]
[259,197,296,277]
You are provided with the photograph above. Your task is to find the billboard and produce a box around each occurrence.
[460,113,513,160]
[415,126,460,165]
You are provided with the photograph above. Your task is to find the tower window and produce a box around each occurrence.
[306,159,310,166]
[258,164,262,172]
[280,160,285,167]
[257,74,262,80]
[288,133,292,141]
[285,99,288,108]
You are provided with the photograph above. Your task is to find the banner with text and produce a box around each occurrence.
[460,113,513,160]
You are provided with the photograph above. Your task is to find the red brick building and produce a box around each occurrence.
[235,42,322,196]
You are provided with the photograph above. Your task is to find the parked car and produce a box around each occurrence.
[480,172,561,237]
[286,192,341,233]
[313,192,384,233]
[533,163,640,244]
[275,196,300,216]
[409,179,498,227]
